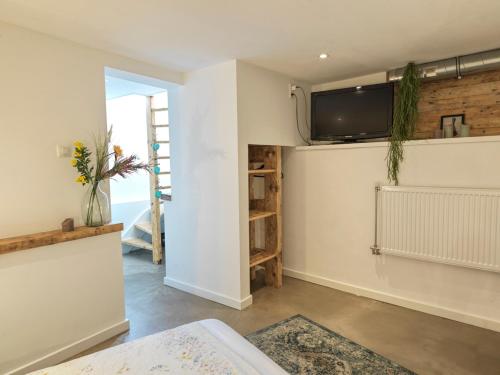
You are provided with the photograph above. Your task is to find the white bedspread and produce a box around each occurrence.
[29,319,286,374]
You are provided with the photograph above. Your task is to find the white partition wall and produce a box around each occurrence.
[165,60,311,307]
[164,61,245,308]
[0,234,128,374]
[283,137,500,332]
[236,61,311,300]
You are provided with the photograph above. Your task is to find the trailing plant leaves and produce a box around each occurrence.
[387,62,420,185]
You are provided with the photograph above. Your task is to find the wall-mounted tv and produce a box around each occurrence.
[311,82,394,141]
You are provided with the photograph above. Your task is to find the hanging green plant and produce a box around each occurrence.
[387,62,421,185]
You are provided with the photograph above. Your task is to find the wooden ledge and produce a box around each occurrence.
[0,223,123,255]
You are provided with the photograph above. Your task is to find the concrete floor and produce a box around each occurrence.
[80,250,500,375]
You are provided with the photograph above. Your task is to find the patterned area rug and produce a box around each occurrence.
[246,315,415,375]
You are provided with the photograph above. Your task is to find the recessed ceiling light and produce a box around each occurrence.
[319,53,328,59]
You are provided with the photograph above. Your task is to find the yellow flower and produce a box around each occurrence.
[73,141,84,150]
[113,145,123,157]
[73,150,81,158]
[75,175,87,185]
[71,159,78,167]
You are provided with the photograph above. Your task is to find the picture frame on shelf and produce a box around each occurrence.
[440,114,465,137]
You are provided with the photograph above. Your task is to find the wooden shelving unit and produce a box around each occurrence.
[248,145,282,288]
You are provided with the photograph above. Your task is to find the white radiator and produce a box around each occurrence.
[372,185,500,273]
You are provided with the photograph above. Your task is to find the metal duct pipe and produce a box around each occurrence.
[459,49,500,75]
[387,58,457,82]
[387,48,500,82]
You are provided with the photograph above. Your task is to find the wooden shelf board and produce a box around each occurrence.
[249,210,276,221]
[248,169,276,175]
[250,247,279,267]
[0,223,123,255]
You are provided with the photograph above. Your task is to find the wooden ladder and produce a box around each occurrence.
[146,96,171,264]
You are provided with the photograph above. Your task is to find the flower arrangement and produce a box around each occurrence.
[72,127,149,226]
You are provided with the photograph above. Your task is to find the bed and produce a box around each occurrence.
[29,319,287,374]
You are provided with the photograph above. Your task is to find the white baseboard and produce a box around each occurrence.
[240,294,253,310]
[7,320,130,375]
[164,276,253,310]
[284,268,500,333]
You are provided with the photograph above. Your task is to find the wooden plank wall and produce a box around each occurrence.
[414,69,500,139]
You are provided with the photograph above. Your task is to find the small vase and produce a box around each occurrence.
[460,124,470,137]
[81,181,111,227]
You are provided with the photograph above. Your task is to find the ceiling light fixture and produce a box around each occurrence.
[319,53,328,59]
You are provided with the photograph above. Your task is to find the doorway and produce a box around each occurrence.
[104,73,170,266]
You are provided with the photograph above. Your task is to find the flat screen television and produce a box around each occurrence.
[311,82,394,141]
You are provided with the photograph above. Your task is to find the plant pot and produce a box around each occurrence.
[81,181,111,227]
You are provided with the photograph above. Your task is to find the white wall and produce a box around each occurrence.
[0,21,181,372]
[164,61,311,308]
[164,61,244,308]
[235,61,311,299]
[0,21,182,238]
[0,233,128,374]
[236,61,309,147]
[111,200,150,237]
[283,138,500,332]
[106,95,150,205]
[106,94,150,240]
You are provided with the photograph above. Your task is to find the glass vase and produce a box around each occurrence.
[81,181,111,227]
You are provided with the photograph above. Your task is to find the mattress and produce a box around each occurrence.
[28,319,287,374]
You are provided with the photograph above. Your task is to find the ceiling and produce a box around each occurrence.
[105,76,165,100]
[1,0,500,83]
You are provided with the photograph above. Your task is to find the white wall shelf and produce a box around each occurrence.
[296,135,500,152]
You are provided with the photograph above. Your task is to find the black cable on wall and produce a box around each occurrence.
[292,87,311,145]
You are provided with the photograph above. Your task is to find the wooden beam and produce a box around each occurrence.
[264,259,275,286]
[147,96,163,264]
[0,224,123,255]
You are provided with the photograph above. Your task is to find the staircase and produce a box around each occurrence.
[122,237,153,251]
[121,205,164,253]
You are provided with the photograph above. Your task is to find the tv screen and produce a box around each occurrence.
[311,82,394,141]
